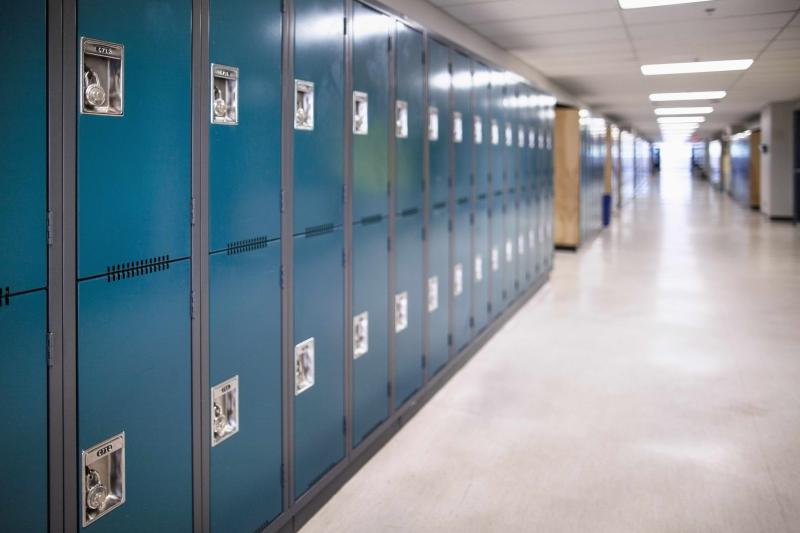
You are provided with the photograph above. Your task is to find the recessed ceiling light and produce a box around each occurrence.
[619,0,710,8]
[641,59,753,75]
[649,91,727,101]
[658,116,705,123]
[655,107,713,115]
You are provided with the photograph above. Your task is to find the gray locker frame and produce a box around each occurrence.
[44,0,554,531]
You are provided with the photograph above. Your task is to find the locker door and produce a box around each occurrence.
[394,23,424,214]
[352,220,389,444]
[0,291,47,531]
[293,0,345,232]
[473,198,490,333]
[489,192,504,320]
[453,52,472,202]
[427,206,450,375]
[0,4,47,531]
[428,39,451,207]
[351,2,391,445]
[452,203,473,351]
[209,248,282,532]
[504,197,517,305]
[393,213,423,407]
[209,0,283,250]
[293,229,345,497]
[78,262,192,532]
[473,62,490,198]
[77,0,192,279]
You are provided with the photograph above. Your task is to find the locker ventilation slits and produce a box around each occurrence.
[477,192,487,200]
[0,286,9,307]
[400,207,419,218]
[106,255,171,282]
[360,214,383,226]
[304,223,334,238]
[226,236,269,255]
[457,197,469,206]
[432,201,447,210]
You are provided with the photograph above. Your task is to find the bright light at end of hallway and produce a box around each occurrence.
[655,107,713,115]
[641,59,753,75]
[658,116,705,124]
[619,0,710,8]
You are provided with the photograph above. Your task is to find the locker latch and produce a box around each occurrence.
[80,38,123,116]
[294,338,315,394]
[82,433,125,526]
[211,376,239,446]
[211,64,239,125]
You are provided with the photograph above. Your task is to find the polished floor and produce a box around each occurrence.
[301,167,800,533]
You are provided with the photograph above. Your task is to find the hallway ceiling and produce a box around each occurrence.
[427,0,800,140]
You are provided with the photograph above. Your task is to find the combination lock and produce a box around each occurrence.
[84,69,106,108]
[85,469,109,511]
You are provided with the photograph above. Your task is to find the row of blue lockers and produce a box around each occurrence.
[0,0,555,531]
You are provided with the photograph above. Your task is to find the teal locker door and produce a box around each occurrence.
[428,39,451,207]
[452,52,472,202]
[427,206,450,375]
[352,220,389,445]
[394,22,424,214]
[393,213,424,407]
[209,248,282,532]
[293,0,345,232]
[452,202,472,351]
[209,0,283,250]
[0,2,46,292]
[77,0,192,279]
[473,198,490,332]
[473,62,490,197]
[504,198,516,305]
[78,261,192,532]
[489,193,504,319]
[0,291,47,531]
[293,229,345,498]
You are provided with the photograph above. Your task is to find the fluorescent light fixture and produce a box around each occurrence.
[657,116,705,123]
[654,107,713,115]
[620,0,710,8]
[660,125,698,131]
[649,91,726,101]
[641,59,753,76]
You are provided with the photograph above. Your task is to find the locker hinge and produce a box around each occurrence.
[342,249,346,267]
[191,197,196,226]
[190,290,196,320]
[421,226,426,241]
[469,316,474,328]
[46,210,53,246]
[342,185,346,206]
[46,331,54,367]
[447,333,452,346]
[280,463,285,488]
[280,265,285,289]
[421,354,425,369]
[470,213,474,225]
[448,219,452,233]
[387,236,391,252]
[343,17,347,35]
[487,302,492,313]
[342,416,347,435]
[280,189,285,213]
[421,50,426,65]
[388,36,392,52]
[280,0,286,12]
[387,381,392,398]
[448,62,453,74]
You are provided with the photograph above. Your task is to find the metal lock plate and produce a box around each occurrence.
[491,119,499,145]
[427,276,438,313]
[211,64,239,125]
[528,229,535,249]
[528,128,535,149]
[453,112,463,143]
[474,116,483,144]
[294,80,314,131]
[538,133,544,149]
[353,91,368,135]
[518,126,525,148]
[505,123,513,147]
[505,239,513,263]
[428,106,438,141]
[518,234,525,256]
[294,338,315,395]
[353,311,369,359]
[80,38,124,116]
[211,376,239,446]
[491,247,500,272]
[82,433,125,526]
[453,263,463,296]
[396,100,409,139]
[474,254,483,282]
[395,292,408,332]
[547,133,552,150]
